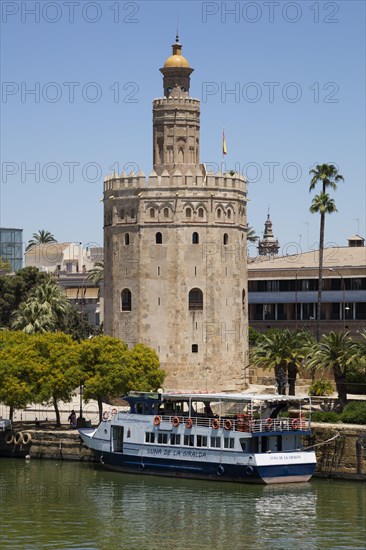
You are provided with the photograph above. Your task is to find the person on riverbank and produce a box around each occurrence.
[68,410,77,429]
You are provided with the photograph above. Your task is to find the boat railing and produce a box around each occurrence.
[159,415,309,433]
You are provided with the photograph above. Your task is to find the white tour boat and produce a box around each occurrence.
[79,391,317,484]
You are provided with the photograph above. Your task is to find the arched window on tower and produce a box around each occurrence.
[227,209,232,220]
[156,232,163,244]
[217,208,222,220]
[242,289,246,311]
[186,207,192,218]
[124,233,130,245]
[223,233,229,245]
[192,232,199,244]
[131,209,135,219]
[150,208,155,218]
[121,289,132,311]
[198,208,204,218]
[189,288,203,311]
[163,207,169,218]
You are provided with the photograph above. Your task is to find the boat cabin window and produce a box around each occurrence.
[136,402,150,415]
[196,435,208,447]
[159,401,189,415]
[170,434,181,445]
[145,432,155,443]
[184,435,195,447]
[210,436,221,448]
[158,433,168,444]
[224,438,235,449]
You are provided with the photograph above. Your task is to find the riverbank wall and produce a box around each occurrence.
[1,422,365,481]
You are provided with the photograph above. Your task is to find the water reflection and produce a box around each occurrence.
[0,460,365,549]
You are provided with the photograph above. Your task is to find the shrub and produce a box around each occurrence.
[309,379,334,396]
[311,411,341,423]
[340,401,366,424]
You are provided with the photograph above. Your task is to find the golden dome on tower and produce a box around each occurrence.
[163,37,190,68]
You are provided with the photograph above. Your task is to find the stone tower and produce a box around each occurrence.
[258,211,280,256]
[104,38,248,391]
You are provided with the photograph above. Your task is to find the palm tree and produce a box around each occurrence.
[246,225,259,244]
[11,280,69,333]
[286,330,314,395]
[87,261,104,286]
[306,331,356,410]
[309,164,344,341]
[250,329,309,395]
[26,230,57,251]
[11,301,55,333]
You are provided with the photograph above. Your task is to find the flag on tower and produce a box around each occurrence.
[222,129,227,156]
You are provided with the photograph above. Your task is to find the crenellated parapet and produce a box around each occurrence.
[104,168,247,194]
[153,97,200,108]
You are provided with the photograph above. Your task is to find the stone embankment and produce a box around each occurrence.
[0,424,95,462]
[1,422,365,481]
[308,423,366,481]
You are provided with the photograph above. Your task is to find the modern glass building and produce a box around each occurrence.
[0,228,23,272]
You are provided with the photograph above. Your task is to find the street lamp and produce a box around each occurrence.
[328,268,345,331]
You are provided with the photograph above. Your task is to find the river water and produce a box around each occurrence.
[0,459,365,549]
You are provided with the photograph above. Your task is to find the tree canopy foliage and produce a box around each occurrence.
[0,331,165,423]
[0,267,49,328]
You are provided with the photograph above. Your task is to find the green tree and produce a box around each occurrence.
[11,301,56,333]
[26,230,57,251]
[62,305,98,341]
[11,279,69,333]
[286,330,314,395]
[0,258,11,273]
[0,331,41,419]
[309,164,344,341]
[250,329,311,395]
[125,343,165,391]
[80,336,165,422]
[79,336,130,422]
[246,226,259,244]
[306,331,356,410]
[250,330,290,395]
[87,261,104,286]
[0,267,49,327]
[31,332,82,427]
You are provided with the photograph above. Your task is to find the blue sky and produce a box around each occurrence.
[1,0,365,256]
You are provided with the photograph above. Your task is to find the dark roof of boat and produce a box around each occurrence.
[127,391,310,403]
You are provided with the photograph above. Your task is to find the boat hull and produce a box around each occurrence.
[90,449,316,485]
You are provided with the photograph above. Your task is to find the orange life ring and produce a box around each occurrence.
[212,419,220,429]
[224,419,233,431]
[292,418,300,430]
[111,408,118,415]
[102,411,109,421]
[172,416,180,427]
[154,415,161,426]
[185,418,193,429]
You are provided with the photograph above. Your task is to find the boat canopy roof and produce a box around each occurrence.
[127,391,310,404]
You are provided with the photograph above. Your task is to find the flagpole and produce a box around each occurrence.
[222,128,227,173]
